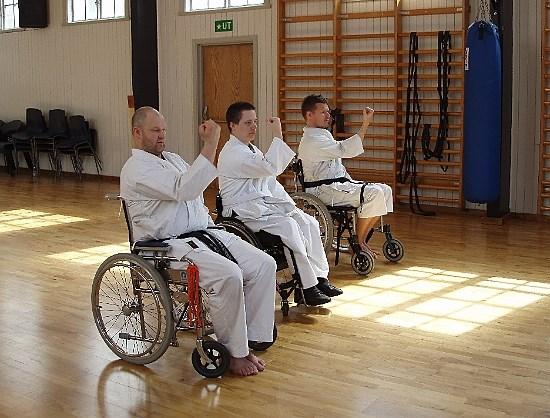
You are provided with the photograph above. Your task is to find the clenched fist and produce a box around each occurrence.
[268,117,283,140]
[199,119,221,146]
[362,107,375,125]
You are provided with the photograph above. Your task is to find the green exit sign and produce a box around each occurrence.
[215,19,233,32]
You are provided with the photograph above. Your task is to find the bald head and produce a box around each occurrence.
[131,106,167,156]
[132,106,160,129]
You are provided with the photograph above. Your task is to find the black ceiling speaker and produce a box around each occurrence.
[19,0,48,28]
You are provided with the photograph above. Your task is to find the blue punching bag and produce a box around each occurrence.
[464,21,502,203]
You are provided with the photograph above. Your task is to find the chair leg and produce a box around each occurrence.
[55,153,63,177]
[23,152,33,171]
[4,150,16,176]
[93,154,102,175]
[47,152,56,172]
[70,154,78,174]
[31,140,39,177]
[13,144,20,174]
[75,153,84,180]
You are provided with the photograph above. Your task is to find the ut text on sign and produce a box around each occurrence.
[215,19,233,32]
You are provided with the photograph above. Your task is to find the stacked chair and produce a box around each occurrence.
[34,109,70,176]
[0,120,26,176]
[58,115,102,178]
[10,108,47,176]
[3,107,102,178]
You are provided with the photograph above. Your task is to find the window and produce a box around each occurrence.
[67,0,126,23]
[185,0,265,13]
[1,0,19,30]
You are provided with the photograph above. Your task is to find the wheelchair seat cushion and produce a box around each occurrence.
[255,230,284,248]
[132,239,171,255]
[134,239,170,248]
[327,205,356,212]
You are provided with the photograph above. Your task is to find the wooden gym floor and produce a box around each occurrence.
[0,173,549,418]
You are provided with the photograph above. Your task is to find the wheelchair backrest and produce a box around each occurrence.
[119,197,169,254]
[215,194,223,216]
[120,199,135,248]
[104,192,135,250]
[290,158,306,191]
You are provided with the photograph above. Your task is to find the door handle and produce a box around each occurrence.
[202,105,209,121]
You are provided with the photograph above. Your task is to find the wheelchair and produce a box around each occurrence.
[214,195,322,317]
[91,194,276,378]
[290,159,404,275]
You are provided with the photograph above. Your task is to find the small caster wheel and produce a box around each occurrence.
[281,301,290,317]
[192,340,230,378]
[248,324,277,351]
[382,238,404,262]
[351,251,374,275]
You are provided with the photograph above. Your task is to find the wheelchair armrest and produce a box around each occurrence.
[133,239,171,252]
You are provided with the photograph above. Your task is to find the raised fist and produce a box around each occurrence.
[199,119,221,145]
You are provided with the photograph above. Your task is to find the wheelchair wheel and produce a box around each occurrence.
[351,251,375,275]
[92,253,174,365]
[192,340,230,378]
[281,300,290,317]
[382,238,404,262]
[248,324,277,352]
[290,192,333,253]
[216,217,263,248]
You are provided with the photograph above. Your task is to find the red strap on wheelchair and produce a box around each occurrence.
[186,264,203,328]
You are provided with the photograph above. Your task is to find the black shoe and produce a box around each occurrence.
[316,277,343,297]
[294,286,331,306]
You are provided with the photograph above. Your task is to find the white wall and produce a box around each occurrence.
[0,2,132,176]
[510,0,541,214]
[157,1,277,158]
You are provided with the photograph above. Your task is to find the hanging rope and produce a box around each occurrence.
[422,30,452,172]
[398,32,435,216]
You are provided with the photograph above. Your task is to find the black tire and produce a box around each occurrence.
[281,301,290,317]
[351,251,375,275]
[216,217,263,248]
[91,253,174,365]
[290,192,333,253]
[382,238,404,262]
[248,324,277,351]
[192,340,230,378]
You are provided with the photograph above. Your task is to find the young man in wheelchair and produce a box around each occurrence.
[120,106,277,377]
[217,101,343,307]
[298,94,394,259]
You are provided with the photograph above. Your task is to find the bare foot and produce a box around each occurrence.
[359,242,379,259]
[246,353,266,372]
[230,357,258,376]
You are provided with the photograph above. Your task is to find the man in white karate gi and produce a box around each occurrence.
[298,94,394,257]
[120,106,277,377]
[217,101,343,307]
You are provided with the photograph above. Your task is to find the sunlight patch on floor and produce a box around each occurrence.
[329,267,548,336]
[48,243,129,265]
[0,209,87,233]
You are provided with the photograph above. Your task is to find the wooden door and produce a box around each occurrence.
[201,43,254,163]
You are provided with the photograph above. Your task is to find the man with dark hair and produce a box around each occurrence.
[298,95,393,257]
[217,101,343,306]
[120,106,277,377]
[300,94,329,119]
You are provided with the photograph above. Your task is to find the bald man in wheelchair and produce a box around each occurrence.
[120,106,277,376]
